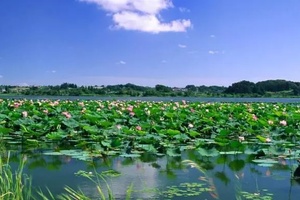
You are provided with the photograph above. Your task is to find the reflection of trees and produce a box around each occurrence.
[159,156,183,179]
[187,150,215,170]
[85,156,113,171]
[286,161,300,200]
[292,163,300,185]
[140,153,157,163]
[228,159,245,172]
[214,154,231,185]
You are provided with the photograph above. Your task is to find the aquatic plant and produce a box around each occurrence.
[37,169,132,200]
[0,152,32,200]
[182,159,219,199]
[2,98,300,199]
[1,99,300,155]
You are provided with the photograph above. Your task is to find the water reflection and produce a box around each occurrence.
[293,162,300,185]
[4,149,300,199]
[3,95,300,103]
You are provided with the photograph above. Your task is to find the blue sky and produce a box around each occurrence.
[1,0,300,87]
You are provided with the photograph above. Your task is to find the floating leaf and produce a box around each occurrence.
[196,147,219,157]
[120,154,141,158]
[252,159,278,164]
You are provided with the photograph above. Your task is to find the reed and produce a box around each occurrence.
[0,152,32,200]
[0,152,132,200]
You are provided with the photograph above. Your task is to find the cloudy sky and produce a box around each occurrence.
[1,0,300,87]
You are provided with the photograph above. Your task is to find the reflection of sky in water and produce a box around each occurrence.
[11,151,300,200]
[79,157,164,199]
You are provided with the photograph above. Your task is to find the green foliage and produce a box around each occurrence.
[0,153,33,200]
[225,79,300,96]
[0,99,300,159]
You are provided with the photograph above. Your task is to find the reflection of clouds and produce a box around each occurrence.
[110,157,162,199]
[78,157,165,199]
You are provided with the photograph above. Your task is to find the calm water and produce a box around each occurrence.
[6,149,300,200]
[2,95,300,103]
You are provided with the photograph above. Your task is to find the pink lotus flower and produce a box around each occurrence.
[127,106,133,112]
[252,114,258,121]
[129,112,135,117]
[14,102,21,108]
[280,120,287,126]
[49,101,59,106]
[62,111,71,119]
[136,125,142,131]
[22,111,28,118]
[116,124,122,130]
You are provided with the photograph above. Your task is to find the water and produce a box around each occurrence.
[2,95,300,103]
[6,149,300,199]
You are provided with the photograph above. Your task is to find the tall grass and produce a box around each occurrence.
[182,159,219,199]
[0,152,32,200]
[55,170,133,200]
[0,152,132,200]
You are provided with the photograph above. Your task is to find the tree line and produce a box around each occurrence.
[1,79,300,97]
[224,79,300,96]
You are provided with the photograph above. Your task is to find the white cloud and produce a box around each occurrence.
[0,75,3,78]
[178,44,187,48]
[112,12,191,33]
[161,60,167,63]
[79,0,192,33]
[179,7,190,13]
[210,34,216,38]
[208,50,219,55]
[208,50,225,55]
[46,70,57,73]
[79,0,172,14]
[117,60,126,65]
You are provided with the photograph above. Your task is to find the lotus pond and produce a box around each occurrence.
[1,98,300,199]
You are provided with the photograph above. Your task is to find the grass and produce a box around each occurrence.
[0,151,133,200]
[0,152,32,200]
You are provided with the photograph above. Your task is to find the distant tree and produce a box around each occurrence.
[143,89,157,96]
[256,80,292,92]
[224,80,256,94]
[155,84,172,93]
[185,85,197,92]
[60,83,77,89]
